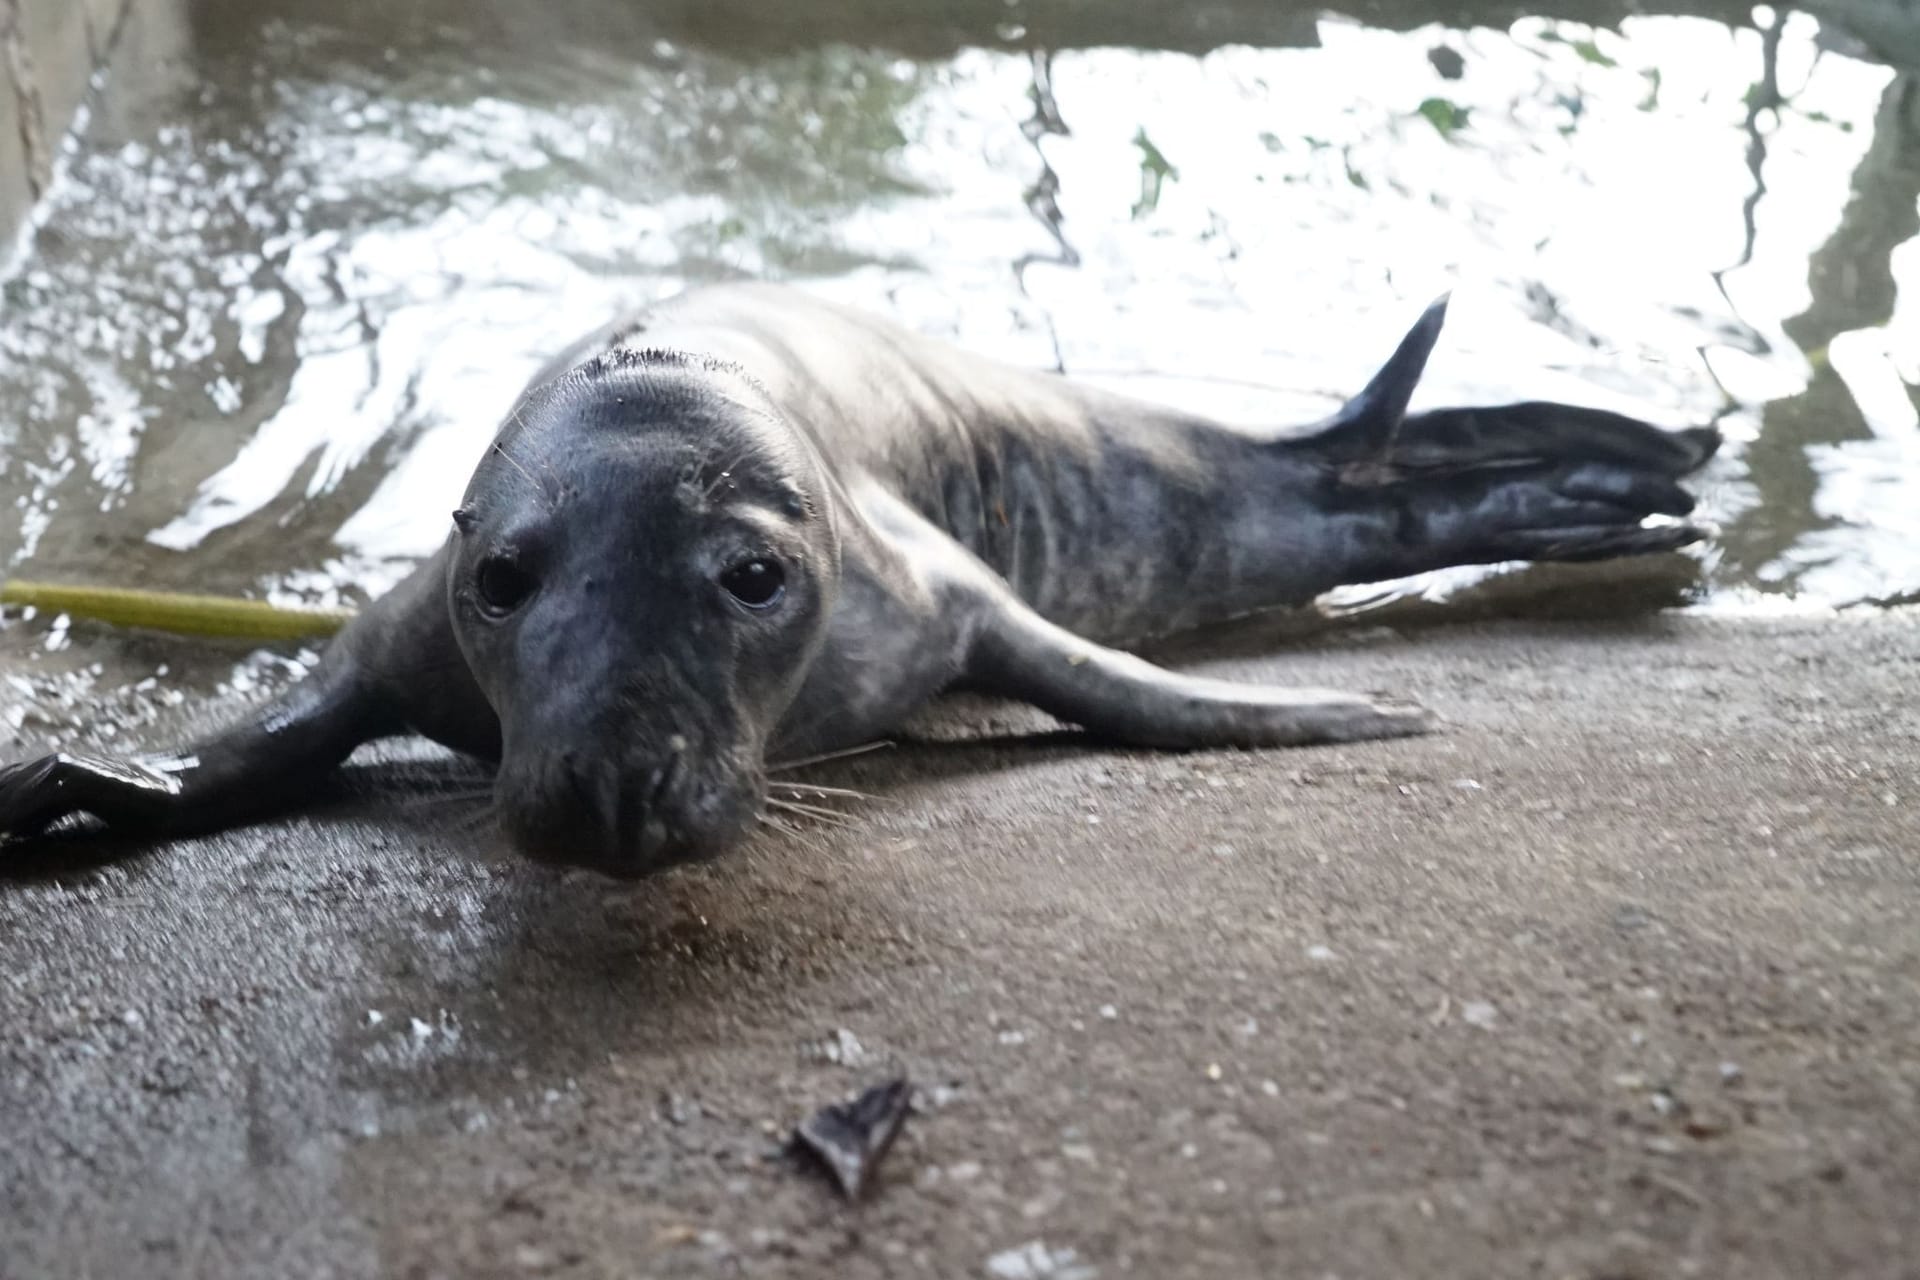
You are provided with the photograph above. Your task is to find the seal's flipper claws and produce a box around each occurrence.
[0,752,175,844]
[0,752,187,845]
[0,754,66,841]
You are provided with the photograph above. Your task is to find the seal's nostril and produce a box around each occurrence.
[648,754,680,806]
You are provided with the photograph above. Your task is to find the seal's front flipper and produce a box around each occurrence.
[0,553,484,855]
[0,653,396,849]
[0,752,186,837]
[964,586,1431,750]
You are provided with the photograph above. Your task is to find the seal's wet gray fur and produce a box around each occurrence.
[0,285,1718,876]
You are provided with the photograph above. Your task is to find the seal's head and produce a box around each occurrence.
[449,349,838,877]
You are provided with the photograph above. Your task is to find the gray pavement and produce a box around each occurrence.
[2,604,1917,1278]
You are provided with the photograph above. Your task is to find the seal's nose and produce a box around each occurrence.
[498,749,688,878]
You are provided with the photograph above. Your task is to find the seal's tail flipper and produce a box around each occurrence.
[1294,299,1721,575]
[1388,403,1720,476]
[1306,296,1720,477]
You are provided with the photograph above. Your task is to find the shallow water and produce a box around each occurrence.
[2,0,1916,627]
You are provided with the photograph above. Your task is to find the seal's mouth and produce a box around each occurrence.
[494,750,754,878]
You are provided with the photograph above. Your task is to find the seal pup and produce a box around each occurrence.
[0,285,1718,876]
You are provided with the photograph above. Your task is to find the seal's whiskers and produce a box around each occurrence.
[396,786,495,810]
[765,780,875,803]
[763,796,858,828]
[766,741,893,772]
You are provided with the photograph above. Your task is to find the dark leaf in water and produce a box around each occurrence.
[1570,38,1617,68]
[1343,145,1369,190]
[1130,127,1180,219]
[795,1077,913,1200]
[1415,97,1470,138]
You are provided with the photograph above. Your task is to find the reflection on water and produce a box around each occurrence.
[0,0,1916,622]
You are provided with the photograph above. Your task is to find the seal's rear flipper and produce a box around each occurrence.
[1324,432,1718,581]
[1388,403,1720,476]
[1289,300,1722,580]
[1304,297,1719,479]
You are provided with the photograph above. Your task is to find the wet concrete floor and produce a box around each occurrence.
[3,608,1917,1277]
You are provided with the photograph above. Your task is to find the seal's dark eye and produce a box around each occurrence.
[720,558,785,610]
[476,554,536,616]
